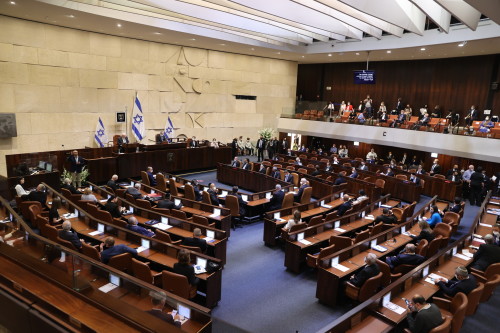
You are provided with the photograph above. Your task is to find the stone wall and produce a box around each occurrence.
[0,16,297,176]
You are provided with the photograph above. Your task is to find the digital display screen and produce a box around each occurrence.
[109,273,120,286]
[161,216,169,224]
[353,70,376,84]
[141,239,150,249]
[206,230,215,239]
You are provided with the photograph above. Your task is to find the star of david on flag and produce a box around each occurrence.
[163,116,175,141]
[94,117,108,148]
[132,93,145,141]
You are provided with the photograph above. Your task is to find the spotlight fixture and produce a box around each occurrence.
[458,41,467,47]
[387,50,391,53]
[420,47,426,51]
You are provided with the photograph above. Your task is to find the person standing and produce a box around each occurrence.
[256,136,266,162]
[67,150,86,188]
[470,166,485,206]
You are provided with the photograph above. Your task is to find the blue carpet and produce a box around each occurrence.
[173,165,499,332]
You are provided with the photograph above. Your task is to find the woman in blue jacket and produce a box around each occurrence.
[425,205,442,228]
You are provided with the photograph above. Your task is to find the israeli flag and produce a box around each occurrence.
[132,93,145,141]
[94,117,108,148]
[163,116,175,141]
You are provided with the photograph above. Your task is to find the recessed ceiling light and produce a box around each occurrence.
[116,23,122,27]
[9,1,16,4]
[189,38,196,41]
[387,50,391,53]
[153,32,162,35]
[67,14,75,18]
[355,52,360,55]
[328,53,332,57]
[420,47,426,51]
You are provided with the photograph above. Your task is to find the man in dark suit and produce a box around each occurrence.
[435,266,477,297]
[67,150,86,188]
[470,234,500,271]
[294,178,309,203]
[127,216,155,237]
[334,172,347,185]
[189,136,199,148]
[349,167,358,178]
[258,164,266,174]
[28,184,48,209]
[406,294,443,333]
[395,97,404,113]
[349,253,380,287]
[270,167,280,179]
[146,291,181,327]
[59,221,83,249]
[267,137,276,160]
[241,158,251,170]
[374,208,397,225]
[447,197,462,214]
[325,162,333,172]
[104,196,125,218]
[107,174,119,191]
[62,177,80,194]
[358,161,368,171]
[284,170,293,183]
[311,166,321,176]
[409,173,421,186]
[385,244,425,270]
[384,167,394,177]
[446,164,460,178]
[413,113,430,130]
[391,109,406,128]
[230,186,246,216]
[429,159,441,175]
[281,137,288,154]
[146,166,157,186]
[256,136,266,162]
[470,166,485,206]
[157,193,182,210]
[117,133,129,153]
[126,183,145,200]
[207,183,220,206]
[448,171,462,182]
[182,228,207,253]
[231,157,241,168]
[465,105,478,126]
[268,184,284,211]
[100,236,137,264]
[336,195,353,216]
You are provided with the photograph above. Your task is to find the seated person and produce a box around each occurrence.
[406,294,443,333]
[470,234,500,272]
[268,184,284,211]
[444,197,461,214]
[358,161,368,171]
[336,194,353,216]
[126,183,144,200]
[294,157,302,166]
[210,138,219,148]
[311,166,321,176]
[104,196,126,218]
[182,228,207,253]
[190,180,203,202]
[352,190,369,205]
[15,177,30,198]
[349,167,358,178]
[146,166,157,186]
[386,244,425,270]
[478,116,494,133]
[283,210,301,231]
[348,253,380,287]
[409,220,435,244]
[81,187,98,203]
[332,157,339,165]
[231,156,241,168]
[357,111,366,124]
[435,266,476,297]
[384,167,395,177]
[366,149,378,163]
[146,291,181,327]
[271,166,280,179]
[413,113,430,130]
[173,249,198,286]
[325,162,333,172]
[422,205,442,228]
[58,221,83,249]
[62,177,80,194]
[241,158,251,170]
[374,208,397,225]
[207,183,220,206]
[294,178,310,203]
[100,236,137,264]
[49,197,64,225]
[409,173,421,185]
[334,171,347,185]
[244,138,254,155]
[283,170,293,183]
[28,184,48,209]
[229,186,247,216]
[156,193,182,210]
[107,174,119,191]
[258,164,266,174]
[391,110,406,128]
[127,216,155,237]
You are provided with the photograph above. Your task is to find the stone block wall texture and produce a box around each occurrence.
[0,16,298,176]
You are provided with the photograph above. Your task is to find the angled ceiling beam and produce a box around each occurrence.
[465,0,500,25]
[410,0,451,33]
[316,0,405,37]
[339,0,427,35]
[435,0,482,30]
[291,0,383,39]
[228,0,364,39]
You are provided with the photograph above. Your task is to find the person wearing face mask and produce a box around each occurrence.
[422,205,442,228]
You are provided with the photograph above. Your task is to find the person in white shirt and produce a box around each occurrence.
[15,177,29,197]
[352,190,369,205]
[245,138,254,155]
[210,138,219,148]
[339,101,346,116]
[237,136,245,155]
[366,149,378,163]
[284,210,302,231]
[81,188,98,203]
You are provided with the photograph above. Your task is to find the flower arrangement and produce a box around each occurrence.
[60,168,90,186]
[258,128,275,140]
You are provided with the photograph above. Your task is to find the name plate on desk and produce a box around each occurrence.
[299,239,312,245]
[210,208,221,218]
[384,302,406,315]
[155,223,172,230]
[242,194,248,201]
[453,253,471,261]
[334,227,346,233]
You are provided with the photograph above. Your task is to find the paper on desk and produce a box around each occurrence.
[204,237,214,242]
[299,239,312,245]
[453,253,471,261]
[321,204,332,209]
[425,273,447,285]
[275,218,285,222]
[88,230,103,236]
[384,302,406,315]
[179,317,189,325]
[99,199,107,203]
[136,246,148,253]
[63,213,77,219]
[462,250,474,258]
[209,213,219,218]
[333,264,349,272]
[380,204,392,208]
[99,283,118,293]
[364,215,375,220]
[334,227,346,233]
[155,223,172,230]
[479,223,492,228]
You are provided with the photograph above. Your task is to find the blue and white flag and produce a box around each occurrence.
[132,93,145,141]
[94,117,108,148]
[163,116,175,141]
